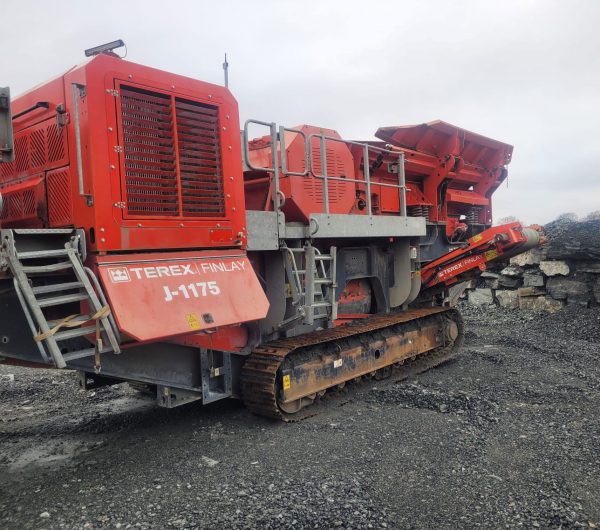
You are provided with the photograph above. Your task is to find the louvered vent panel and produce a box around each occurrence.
[175,98,225,217]
[120,86,178,216]
[47,168,73,226]
[47,123,66,163]
[30,128,46,168]
[309,145,347,204]
[0,161,15,182]
[15,136,29,173]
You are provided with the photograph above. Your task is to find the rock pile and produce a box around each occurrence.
[468,218,600,312]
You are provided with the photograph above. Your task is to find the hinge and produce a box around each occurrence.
[114,146,123,153]
[105,89,119,97]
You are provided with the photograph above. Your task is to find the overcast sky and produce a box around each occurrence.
[4,0,599,224]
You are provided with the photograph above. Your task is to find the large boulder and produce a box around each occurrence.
[468,288,494,306]
[539,260,570,277]
[518,287,545,298]
[523,273,545,287]
[546,277,593,304]
[496,290,519,309]
[519,296,564,313]
[498,275,522,288]
[510,248,545,267]
[500,265,524,277]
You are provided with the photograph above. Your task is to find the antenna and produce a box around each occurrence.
[223,53,229,88]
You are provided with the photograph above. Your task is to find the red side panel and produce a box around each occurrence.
[96,250,269,342]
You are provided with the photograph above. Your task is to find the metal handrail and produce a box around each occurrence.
[242,119,409,217]
[242,119,281,211]
[280,126,308,177]
[307,133,408,216]
[242,120,310,212]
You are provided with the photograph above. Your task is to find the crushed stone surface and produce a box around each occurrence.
[1,305,599,529]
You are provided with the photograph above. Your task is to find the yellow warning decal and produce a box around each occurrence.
[471,234,483,243]
[185,313,202,330]
[484,249,498,261]
[282,374,291,390]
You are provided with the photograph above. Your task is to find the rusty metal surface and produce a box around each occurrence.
[241,307,463,421]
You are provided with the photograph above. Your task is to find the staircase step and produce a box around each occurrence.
[17,248,69,259]
[62,347,112,362]
[314,278,332,285]
[22,261,73,273]
[48,315,91,326]
[53,326,97,342]
[38,293,88,308]
[32,282,83,295]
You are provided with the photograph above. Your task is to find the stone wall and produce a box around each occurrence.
[467,218,600,312]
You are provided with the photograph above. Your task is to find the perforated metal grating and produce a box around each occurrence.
[47,168,73,226]
[308,145,348,205]
[175,99,224,217]
[119,85,225,218]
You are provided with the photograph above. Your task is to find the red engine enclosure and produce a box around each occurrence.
[0,54,247,253]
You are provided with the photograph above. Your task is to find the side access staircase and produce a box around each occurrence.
[0,229,120,368]
[285,243,338,327]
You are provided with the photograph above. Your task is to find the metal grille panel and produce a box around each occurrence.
[119,85,225,219]
[120,86,178,216]
[47,168,73,226]
[175,99,225,217]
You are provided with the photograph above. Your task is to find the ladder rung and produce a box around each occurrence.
[315,255,333,261]
[48,315,91,326]
[62,347,112,362]
[32,282,83,295]
[17,249,69,259]
[312,302,331,308]
[22,262,73,273]
[314,278,332,284]
[38,293,88,308]
[53,326,97,341]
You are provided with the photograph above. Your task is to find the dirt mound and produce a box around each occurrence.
[544,218,600,259]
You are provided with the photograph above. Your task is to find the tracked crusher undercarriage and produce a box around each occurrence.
[242,308,463,420]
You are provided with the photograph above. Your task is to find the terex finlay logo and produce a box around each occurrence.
[108,267,131,283]
[106,260,248,283]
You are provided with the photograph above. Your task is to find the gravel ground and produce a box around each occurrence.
[1,305,599,529]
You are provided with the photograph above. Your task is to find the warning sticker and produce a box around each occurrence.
[484,249,499,261]
[282,374,291,390]
[186,313,202,330]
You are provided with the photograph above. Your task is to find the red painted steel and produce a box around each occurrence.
[420,222,541,288]
[245,125,355,222]
[96,250,269,342]
[245,120,512,231]
[1,55,246,253]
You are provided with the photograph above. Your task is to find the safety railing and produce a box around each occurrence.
[242,119,309,211]
[242,119,408,217]
[308,133,407,217]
